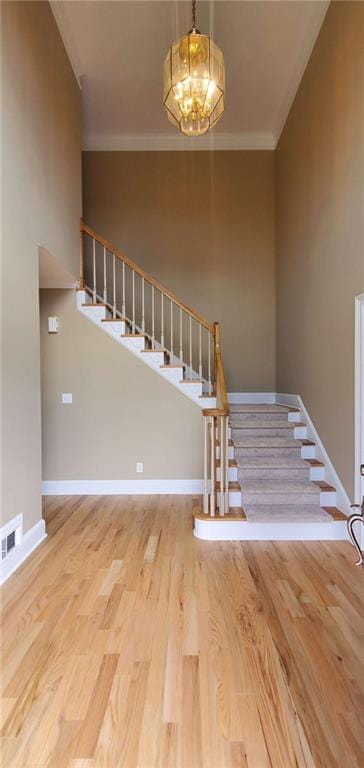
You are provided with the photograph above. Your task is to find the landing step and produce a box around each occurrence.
[82,302,108,308]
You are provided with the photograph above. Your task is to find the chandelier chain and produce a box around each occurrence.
[192,0,196,31]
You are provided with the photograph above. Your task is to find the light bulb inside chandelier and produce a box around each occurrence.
[163,1,225,137]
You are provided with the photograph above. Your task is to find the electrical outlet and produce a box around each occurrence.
[62,393,72,404]
[136,462,143,473]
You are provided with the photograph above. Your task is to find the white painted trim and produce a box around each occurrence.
[194,517,348,541]
[42,479,204,495]
[355,293,364,505]
[83,132,276,152]
[0,519,47,585]
[276,393,351,516]
[275,392,301,408]
[228,392,276,405]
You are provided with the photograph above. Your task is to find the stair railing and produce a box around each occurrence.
[203,322,230,516]
[79,220,230,515]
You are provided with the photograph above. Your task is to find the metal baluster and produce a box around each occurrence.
[189,315,192,380]
[170,300,174,358]
[199,323,202,382]
[203,417,209,514]
[103,247,107,303]
[142,277,145,333]
[122,262,126,317]
[112,254,116,319]
[161,292,164,349]
[132,270,135,333]
[179,308,183,362]
[92,238,96,303]
[152,285,155,349]
[208,331,211,395]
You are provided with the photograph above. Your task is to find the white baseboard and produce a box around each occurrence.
[275,392,301,408]
[276,393,351,515]
[0,518,47,585]
[42,479,204,495]
[228,392,276,404]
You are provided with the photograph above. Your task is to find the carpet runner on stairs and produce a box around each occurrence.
[230,403,334,523]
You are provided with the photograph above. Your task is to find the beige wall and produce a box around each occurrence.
[1,2,81,530]
[82,150,276,393]
[40,290,203,482]
[276,1,364,498]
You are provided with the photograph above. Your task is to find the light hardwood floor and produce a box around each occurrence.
[1,496,363,768]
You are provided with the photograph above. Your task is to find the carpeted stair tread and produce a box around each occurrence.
[233,437,300,448]
[230,420,295,429]
[244,504,332,522]
[229,404,292,413]
[236,456,309,469]
[241,479,319,494]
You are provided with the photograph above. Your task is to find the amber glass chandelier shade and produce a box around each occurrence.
[163,32,225,136]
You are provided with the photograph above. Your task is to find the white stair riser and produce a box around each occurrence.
[216,446,235,460]
[122,337,146,352]
[141,352,165,368]
[179,383,203,398]
[102,321,127,336]
[217,490,242,507]
[160,368,184,384]
[80,306,107,322]
[288,411,301,423]
[301,445,316,459]
[216,467,238,482]
[294,426,307,439]
[199,397,217,409]
[309,466,325,481]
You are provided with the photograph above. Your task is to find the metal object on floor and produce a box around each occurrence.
[347,496,364,566]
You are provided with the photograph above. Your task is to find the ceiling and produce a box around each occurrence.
[51,0,329,150]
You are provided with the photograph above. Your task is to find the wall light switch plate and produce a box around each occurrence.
[136,462,143,473]
[62,393,72,404]
[48,316,59,333]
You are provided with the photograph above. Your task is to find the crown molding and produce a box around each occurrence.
[83,132,276,152]
[50,1,82,88]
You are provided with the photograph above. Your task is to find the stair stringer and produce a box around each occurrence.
[76,290,216,410]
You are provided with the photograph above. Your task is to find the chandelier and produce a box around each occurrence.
[163,0,225,137]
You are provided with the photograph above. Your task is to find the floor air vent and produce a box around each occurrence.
[1,515,22,561]
[2,530,16,560]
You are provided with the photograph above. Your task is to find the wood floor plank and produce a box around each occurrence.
[0,495,363,768]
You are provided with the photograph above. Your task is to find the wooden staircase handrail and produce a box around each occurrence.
[203,322,229,416]
[80,221,215,334]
